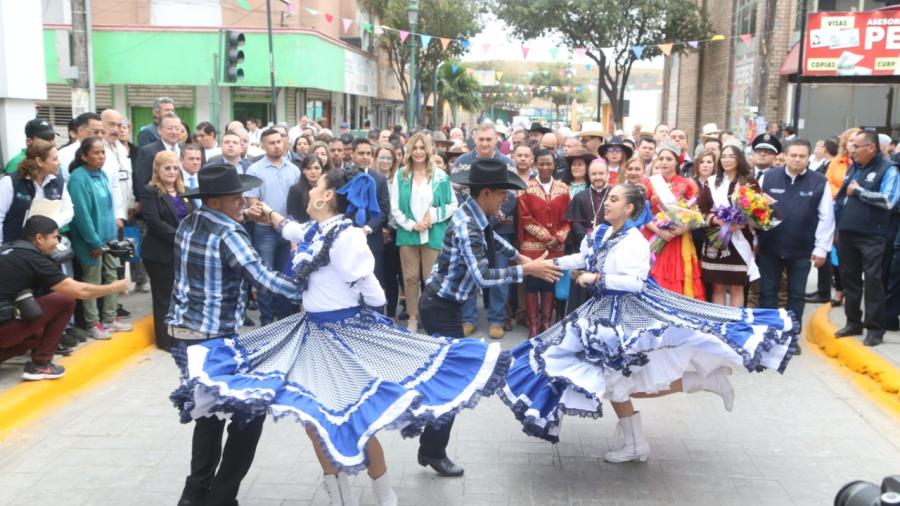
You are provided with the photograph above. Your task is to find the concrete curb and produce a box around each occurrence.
[0,316,155,440]
[807,304,900,415]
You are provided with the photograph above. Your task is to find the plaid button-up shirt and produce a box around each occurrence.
[166,207,300,336]
[425,197,523,304]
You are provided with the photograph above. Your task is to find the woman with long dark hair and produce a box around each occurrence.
[68,137,131,339]
[698,144,759,307]
[173,170,508,505]
[286,155,324,224]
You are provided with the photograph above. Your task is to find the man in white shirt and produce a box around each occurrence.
[100,109,130,222]
[58,112,103,182]
[195,121,221,160]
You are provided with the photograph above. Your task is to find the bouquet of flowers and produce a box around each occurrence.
[707,186,777,251]
[733,186,776,229]
[649,198,706,256]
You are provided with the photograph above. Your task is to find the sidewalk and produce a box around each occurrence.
[0,290,153,393]
[0,312,898,505]
[824,303,900,368]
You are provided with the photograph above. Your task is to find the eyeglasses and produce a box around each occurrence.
[607,146,623,153]
[377,156,394,162]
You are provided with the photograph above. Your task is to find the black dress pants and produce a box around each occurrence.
[173,340,265,505]
[383,239,403,317]
[838,231,887,332]
[143,259,174,350]
[417,290,464,459]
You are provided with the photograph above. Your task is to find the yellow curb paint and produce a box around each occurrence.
[0,316,155,441]
[807,304,900,416]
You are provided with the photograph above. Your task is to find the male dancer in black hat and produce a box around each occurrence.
[168,163,303,506]
[416,158,563,476]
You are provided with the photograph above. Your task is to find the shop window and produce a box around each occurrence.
[306,100,325,121]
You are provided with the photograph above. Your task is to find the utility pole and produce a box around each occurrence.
[266,0,278,124]
[792,0,809,132]
[70,0,92,115]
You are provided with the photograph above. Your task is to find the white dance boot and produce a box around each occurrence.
[321,473,358,506]
[370,471,398,506]
[603,411,650,463]
[682,367,734,411]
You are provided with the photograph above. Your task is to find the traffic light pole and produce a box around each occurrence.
[266,0,277,124]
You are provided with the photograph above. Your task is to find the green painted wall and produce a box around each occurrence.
[43,29,346,91]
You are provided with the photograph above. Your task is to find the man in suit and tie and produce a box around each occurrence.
[343,138,390,295]
[180,145,203,209]
[133,114,183,202]
[751,134,782,180]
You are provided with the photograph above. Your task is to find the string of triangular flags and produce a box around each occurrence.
[236,0,759,61]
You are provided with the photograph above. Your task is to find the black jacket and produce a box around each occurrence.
[133,141,205,199]
[139,183,195,264]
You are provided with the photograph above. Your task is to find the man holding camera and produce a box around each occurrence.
[0,216,129,380]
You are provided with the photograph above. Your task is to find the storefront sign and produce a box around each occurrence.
[344,51,378,97]
[804,10,900,76]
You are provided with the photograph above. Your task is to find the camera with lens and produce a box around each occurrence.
[101,238,135,260]
[835,475,900,506]
[50,235,75,264]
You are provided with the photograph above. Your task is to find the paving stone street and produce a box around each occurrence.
[0,300,898,506]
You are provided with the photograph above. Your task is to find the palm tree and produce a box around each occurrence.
[435,62,482,127]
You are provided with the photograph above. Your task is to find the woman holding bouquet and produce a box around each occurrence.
[698,145,759,307]
[642,142,705,300]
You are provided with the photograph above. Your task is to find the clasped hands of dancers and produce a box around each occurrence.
[169,160,797,506]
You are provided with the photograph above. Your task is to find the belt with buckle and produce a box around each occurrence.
[168,326,222,341]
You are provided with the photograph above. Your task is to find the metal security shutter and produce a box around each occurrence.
[286,88,297,123]
[232,87,272,99]
[305,89,332,101]
[42,84,113,109]
[126,85,194,107]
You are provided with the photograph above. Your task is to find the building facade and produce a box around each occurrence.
[37,0,405,139]
[662,0,893,147]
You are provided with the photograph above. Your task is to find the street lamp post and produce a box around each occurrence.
[407,0,419,132]
[432,61,444,129]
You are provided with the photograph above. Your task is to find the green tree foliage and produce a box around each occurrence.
[360,0,483,125]
[435,62,482,126]
[492,0,712,127]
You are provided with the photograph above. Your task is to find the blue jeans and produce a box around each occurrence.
[252,225,297,324]
[461,292,478,325]
[487,249,510,325]
[757,252,812,327]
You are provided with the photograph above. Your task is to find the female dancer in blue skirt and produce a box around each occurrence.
[172,170,509,505]
[500,183,797,463]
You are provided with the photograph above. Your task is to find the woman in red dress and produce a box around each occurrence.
[642,142,705,300]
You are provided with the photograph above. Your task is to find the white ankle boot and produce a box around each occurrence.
[603,411,650,463]
[322,473,358,506]
[371,471,398,506]
[682,367,734,411]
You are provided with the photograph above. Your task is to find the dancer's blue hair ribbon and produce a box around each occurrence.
[336,172,380,226]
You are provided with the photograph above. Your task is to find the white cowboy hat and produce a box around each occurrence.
[576,121,607,139]
[701,123,721,137]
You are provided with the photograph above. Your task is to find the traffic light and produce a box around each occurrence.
[224,30,245,82]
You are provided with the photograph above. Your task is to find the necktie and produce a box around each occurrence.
[484,222,497,268]
[188,176,200,208]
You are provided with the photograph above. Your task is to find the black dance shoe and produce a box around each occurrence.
[834,325,864,338]
[417,454,464,477]
[863,331,884,347]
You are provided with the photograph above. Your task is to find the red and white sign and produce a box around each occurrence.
[803,9,900,76]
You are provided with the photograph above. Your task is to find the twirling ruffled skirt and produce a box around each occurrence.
[171,306,510,473]
[499,279,798,442]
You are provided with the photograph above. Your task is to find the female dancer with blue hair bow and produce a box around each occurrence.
[500,183,798,463]
[172,171,509,505]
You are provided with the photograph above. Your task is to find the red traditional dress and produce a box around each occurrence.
[518,178,571,260]
[642,174,706,300]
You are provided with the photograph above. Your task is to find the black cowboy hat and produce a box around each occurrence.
[183,162,262,198]
[527,121,552,134]
[450,158,527,190]
[598,136,634,160]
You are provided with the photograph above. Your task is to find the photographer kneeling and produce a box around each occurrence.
[0,216,128,381]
